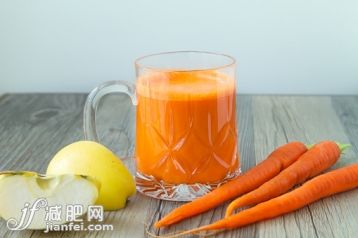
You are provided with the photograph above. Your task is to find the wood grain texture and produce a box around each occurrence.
[0,94,357,238]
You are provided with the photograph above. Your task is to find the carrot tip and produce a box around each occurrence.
[336,142,351,153]
[306,143,315,149]
[155,221,165,228]
[306,142,351,153]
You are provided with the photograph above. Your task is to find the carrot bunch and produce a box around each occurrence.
[152,140,354,237]
[155,141,307,227]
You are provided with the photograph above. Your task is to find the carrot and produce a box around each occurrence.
[225,141,348,217]
[157,163,358,237]
[155,141,307,228]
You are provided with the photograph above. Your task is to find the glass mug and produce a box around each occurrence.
[84,51,240,201]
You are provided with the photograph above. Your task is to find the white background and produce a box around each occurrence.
[0,0,357,94]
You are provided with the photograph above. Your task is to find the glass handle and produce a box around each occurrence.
[83,81,137,142]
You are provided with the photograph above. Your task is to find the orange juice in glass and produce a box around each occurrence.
[84,51,240,201]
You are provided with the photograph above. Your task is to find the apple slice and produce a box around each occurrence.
[0,171,100,230]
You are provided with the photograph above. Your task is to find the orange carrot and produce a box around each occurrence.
[155,141,307,228]
[225,141,348,217]
[161,163,358,237]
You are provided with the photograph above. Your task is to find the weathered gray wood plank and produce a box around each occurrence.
[0,94,357,238]
[332,96,358,154]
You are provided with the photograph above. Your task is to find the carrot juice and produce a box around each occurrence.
[135,70,239,184]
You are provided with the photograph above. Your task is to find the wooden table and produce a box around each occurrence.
[0,93,357,238]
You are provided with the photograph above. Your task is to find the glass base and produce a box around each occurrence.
[136,168,241,201]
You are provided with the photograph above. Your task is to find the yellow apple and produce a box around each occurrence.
[46,141,136,210]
